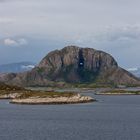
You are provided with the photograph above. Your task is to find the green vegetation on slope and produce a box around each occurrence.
[17,91,75,99]
[0,83,76,98]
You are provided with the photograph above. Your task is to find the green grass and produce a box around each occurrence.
[0,83,24,95]
[0,83,24,91]
[70,83,113,88]
[17,91,75,99]
[37,67,45,74]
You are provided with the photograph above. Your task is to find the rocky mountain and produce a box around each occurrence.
[0,62,35,73]
[0,46,139,87]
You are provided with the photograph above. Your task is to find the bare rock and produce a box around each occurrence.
[11,94,95,104]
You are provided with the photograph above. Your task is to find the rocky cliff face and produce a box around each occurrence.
[37,46,118,82]
[0,46,139,86]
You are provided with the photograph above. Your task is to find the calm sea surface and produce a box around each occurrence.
[0,92,140,140]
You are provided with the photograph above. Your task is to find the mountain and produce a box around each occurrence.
[128,67,140,78]
[0,46,139,87]
[0,62,35,73]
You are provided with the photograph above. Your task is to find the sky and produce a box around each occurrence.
[0,0,140,69]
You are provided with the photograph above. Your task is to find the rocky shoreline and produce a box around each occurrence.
[0,83,95,105]
[10,94,94,105]
[95,93,140,95]
[96,89,140,95]
[0,93,22,99]
[96,93,140,95]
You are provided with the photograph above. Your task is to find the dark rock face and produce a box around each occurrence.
[0,46,139,86]
[38,46,118,83]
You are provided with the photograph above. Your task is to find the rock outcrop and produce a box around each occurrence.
[11,94,94,105]
[0,46,140,86]
[0,93,22,99]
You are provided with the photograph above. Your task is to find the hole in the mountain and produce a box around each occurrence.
[78,49,84,68]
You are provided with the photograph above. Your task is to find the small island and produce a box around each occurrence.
[96,89,140,95]
[0,83,94,105]
[11,92,94,105]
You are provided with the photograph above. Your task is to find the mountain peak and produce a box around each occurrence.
[0,46,139,87]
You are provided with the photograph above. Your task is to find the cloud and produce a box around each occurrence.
[0,18,13,24]
[0,0,140,38]
[18,38,28,45]
[0,0,18,3]
[72,24,140,47]
[0,0,6,2]
[104,25,140,42]
[0,0,140,68]
[4,38,17,46]
[4,38,28,46]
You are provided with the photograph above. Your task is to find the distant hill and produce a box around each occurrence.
[0,46,139,87]
[0,62,35,73]
[128,67,140,78]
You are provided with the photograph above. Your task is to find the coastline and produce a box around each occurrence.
[95,93,140,95]
[0,86,95,105]
[1,85,140,105]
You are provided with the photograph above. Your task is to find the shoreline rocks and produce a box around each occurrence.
[96,92,140,95]
[0,93,22,99]
[10,94,95,105]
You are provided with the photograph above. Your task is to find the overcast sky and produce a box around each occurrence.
[0,0,140,68]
